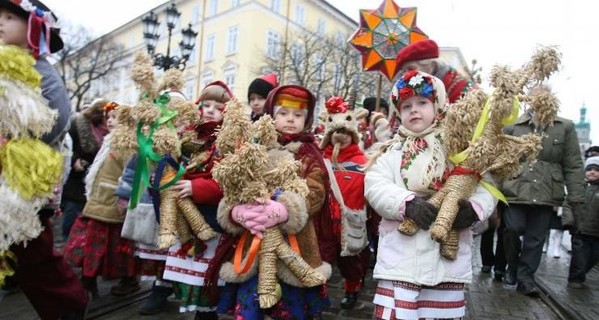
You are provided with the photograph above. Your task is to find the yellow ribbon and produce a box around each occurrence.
[448,94,520,204]
[0,250,17,287]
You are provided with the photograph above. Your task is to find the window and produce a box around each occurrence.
[333,64,343,89]
[317,18,326,35]
[204,34,216,61]
[201,70,214,88]
[208,0,218,17]
[227,25,239,55]
[191,5,201,25]
[185,77,195,100]
[231,0,240,7]
[266,29,280,59]
[186,45,197,65]
[336,32,345,45]
[224,67,236,92]
[271,0,281,13]
[314,54,325,80]
[295,4,305,26]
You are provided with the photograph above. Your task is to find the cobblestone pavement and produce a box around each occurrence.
[1,227,589,320]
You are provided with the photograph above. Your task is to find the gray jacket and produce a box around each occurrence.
[501,114,585,206]
[35,56,71,147]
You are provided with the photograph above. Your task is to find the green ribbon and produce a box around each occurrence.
[128,94,181,209]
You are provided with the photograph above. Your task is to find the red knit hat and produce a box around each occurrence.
[395,39,439,69]
[265,85,316,132]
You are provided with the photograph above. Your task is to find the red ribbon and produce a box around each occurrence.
[27,12,51,58]
[450,166,481,180]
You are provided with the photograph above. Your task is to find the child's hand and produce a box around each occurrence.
[171,180,193,199]
[74,159,89,172]
[232,200,288,238]
[117,198,129,214]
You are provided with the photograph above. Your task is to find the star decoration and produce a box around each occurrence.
[349,0,428,80]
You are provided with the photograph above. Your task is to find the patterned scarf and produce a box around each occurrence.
[396,123,449,193]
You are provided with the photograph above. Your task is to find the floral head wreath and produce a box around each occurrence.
[391,69,437,107]
[102,101,119,115]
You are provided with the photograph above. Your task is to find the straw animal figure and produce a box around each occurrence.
[111,52,216,250]
[397,46,561,260]
[212,100,326,309]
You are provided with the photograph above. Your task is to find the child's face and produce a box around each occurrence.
[249,93,266,115]
[200,100,224,123]
[586,168,599,182]
[274,107,306,135]
[0,9,28,49]
[106,110,117,131]
[399,96,435,133]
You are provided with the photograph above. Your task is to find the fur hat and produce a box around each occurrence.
[195,80,234,105]
[395,39,439,69]
[585,156,599,172]
[390,70,447,119]
[319,96,364,149]
[247,73,278,101]
[265,85,315,132]
[0,0,64,56]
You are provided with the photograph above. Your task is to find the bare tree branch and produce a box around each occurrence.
[54,23,125,111]
[257,28,393,106]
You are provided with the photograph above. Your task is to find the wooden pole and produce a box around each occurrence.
[375,73,383,112]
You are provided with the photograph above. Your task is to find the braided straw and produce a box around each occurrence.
[397,218,420,236]
[429,173,478,241]
[258,227,326,308]
[178,196,217,241]
[440,230,460,260]
[176,211,193,245]
[157,188,179,249]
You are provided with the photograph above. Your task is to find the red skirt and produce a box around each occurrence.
[64,216,137,279]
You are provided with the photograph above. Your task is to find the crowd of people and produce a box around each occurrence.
[1,1,598,320]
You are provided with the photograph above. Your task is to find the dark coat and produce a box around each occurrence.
[61,114,102,204]
[501,114,585,207]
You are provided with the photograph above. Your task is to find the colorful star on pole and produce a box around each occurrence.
[349,0,428,81]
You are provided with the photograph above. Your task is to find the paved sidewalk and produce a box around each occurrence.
[2,230,572,319]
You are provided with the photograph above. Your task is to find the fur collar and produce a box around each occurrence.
[73,114,100,154]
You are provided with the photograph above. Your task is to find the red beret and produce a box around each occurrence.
[395,39,439,68]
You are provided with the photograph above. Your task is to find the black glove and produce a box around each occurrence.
[405,197,438,230]
[452,199,479,230]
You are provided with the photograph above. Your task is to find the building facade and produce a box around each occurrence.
[68,0,472,109]
[575,103,592,155]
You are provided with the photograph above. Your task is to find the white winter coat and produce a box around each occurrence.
[365,143,497,285]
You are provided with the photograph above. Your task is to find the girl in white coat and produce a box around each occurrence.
[364,70,496,320]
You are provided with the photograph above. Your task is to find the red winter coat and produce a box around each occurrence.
[323,144,367,238]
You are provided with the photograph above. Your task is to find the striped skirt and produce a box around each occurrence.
[373,279,465,320]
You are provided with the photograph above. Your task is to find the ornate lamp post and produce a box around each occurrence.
[142,3,198,71]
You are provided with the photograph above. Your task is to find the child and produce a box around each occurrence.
[248,73,278,122]
[161,81,232,319]
[64,102,139,297]
[319,96,370,309]
[567,156,599,289]
[0,1,88,318]
[218,85,332,319]
[364,70,495,320]
[359,97,392,149]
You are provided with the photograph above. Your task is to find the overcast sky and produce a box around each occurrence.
[44,0,597,144]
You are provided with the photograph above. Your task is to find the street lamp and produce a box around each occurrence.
[142,3,198,71]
